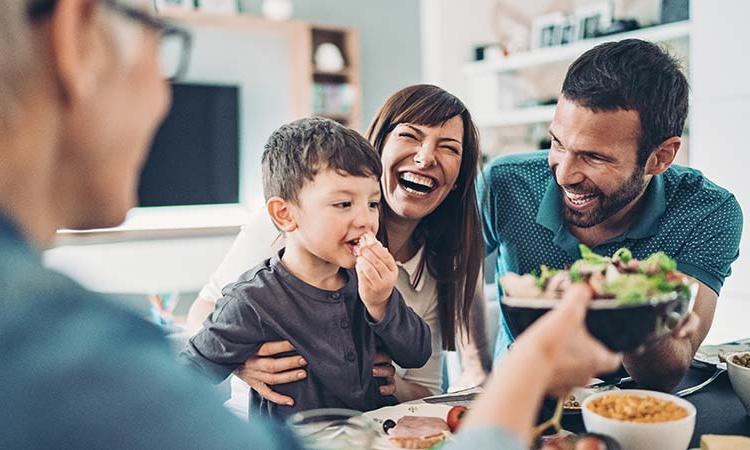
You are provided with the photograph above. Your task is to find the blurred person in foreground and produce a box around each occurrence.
[0,0,619,448]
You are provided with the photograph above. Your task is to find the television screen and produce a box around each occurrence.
[137,83,240,207]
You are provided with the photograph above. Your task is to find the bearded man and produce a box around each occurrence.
[482,39,742,392]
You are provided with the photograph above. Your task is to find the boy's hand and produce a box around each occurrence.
[355,232,398,321]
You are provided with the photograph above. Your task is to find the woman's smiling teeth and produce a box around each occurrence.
[398,172,436,195]
[564,189,597,207]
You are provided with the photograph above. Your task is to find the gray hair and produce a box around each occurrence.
[0,0,147,130]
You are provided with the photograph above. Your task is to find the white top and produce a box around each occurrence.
[197,208,445,396]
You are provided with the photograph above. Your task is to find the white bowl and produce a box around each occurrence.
[582,389,696,450]
[727,351,750,416]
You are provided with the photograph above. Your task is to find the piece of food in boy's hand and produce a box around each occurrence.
[387,416,449,449]
[353,231,378,256]
[445,405,467,432]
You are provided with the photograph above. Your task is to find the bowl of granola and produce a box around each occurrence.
[726,352,750,416]
[581,390,695,450]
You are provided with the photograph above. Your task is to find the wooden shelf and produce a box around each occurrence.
[463,21,691,75]
[313,68,353,78]
[310,25,361,130]
[474,105,557,128]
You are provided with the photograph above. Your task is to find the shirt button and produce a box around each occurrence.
[345,351,356,362]
[330,293,340,300]
[340,319,349,329]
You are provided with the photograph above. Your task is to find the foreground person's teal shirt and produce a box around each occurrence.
[480,151,743,360]
[0,212,302,449]
[0,211,524,449]
[446,426,525,450]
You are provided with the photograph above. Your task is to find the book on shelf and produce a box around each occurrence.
[312,82,354,117]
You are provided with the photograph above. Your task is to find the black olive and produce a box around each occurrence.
[382,419,396,434]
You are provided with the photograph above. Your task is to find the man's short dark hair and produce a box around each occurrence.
[262,117,382,202]
[561,39,689,165]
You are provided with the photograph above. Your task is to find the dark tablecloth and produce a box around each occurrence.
[562,367,750,448]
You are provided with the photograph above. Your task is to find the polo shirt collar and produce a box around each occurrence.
[396,245,426,292]
[535,173,667,255]
[535,179,579,257]
[626,173,666,239]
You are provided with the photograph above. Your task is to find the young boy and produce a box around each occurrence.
[181,118,432,419]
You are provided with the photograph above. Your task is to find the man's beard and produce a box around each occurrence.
[559,165,646,228]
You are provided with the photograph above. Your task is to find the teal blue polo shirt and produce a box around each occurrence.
[479,151,743,359]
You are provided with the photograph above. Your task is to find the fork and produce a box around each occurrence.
[674,366,726,397]
[422,384,483,404]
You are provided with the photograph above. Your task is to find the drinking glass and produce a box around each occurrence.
[287,408,378,450]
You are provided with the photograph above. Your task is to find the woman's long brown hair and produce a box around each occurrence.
[366,84,483,351]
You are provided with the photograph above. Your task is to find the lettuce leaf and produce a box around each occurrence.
[612,247,633,263]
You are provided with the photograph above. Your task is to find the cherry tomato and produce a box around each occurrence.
[446,406,468,432]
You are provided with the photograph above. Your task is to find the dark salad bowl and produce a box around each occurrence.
[501,288,696,353]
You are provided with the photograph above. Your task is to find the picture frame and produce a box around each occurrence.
[153,0,194,13]
[559,18,579,45]
[531,12,566,49]
[575,1,614,40]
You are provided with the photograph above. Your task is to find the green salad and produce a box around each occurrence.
[501,245,693,304]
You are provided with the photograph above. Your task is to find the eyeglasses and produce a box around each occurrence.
[28,0,193,81]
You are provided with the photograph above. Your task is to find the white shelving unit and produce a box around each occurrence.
[463,21,691,76]
[464,21,691,131]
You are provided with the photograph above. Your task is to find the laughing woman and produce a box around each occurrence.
[187,84,490,405]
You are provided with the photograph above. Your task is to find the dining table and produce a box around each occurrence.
[418,365,749,449]
[559,366,750,448]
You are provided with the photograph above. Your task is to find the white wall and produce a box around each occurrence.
[690,0,750,307]
[420,0,496,100]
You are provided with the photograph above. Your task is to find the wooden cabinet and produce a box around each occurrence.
[309,25,362,130]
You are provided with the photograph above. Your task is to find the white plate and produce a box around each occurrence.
[363,403,453,450]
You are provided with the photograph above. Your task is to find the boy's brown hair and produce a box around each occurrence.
[262,117,382,202]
